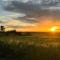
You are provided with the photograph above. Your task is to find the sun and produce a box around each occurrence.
[50,26,58,32]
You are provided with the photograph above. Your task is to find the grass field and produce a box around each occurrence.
[0,32,60,60]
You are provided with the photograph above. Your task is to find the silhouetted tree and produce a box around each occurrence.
[1,26,5,32]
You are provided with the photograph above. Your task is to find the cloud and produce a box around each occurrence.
[20,0,29,3]
[5,20,36,26]
[5,20,37,31]
[0,0,60,32]
[2,0,60,18]
[3,0,60,11]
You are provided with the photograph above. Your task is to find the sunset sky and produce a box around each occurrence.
[0,0,60,32]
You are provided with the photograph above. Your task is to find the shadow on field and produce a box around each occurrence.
[0,40,60,60]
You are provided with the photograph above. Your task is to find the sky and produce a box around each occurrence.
[0,0,60,32]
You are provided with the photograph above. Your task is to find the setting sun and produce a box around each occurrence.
[50,26,58,32]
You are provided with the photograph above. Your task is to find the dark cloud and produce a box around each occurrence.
[2,0,60,21]
[3,1,40,12]
[3,0,60,14]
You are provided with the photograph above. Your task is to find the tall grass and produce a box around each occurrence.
[0,33,60,60]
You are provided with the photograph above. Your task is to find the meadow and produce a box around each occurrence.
[0,32,60,60]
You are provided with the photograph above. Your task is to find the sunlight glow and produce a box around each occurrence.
[5,28,14,31]
[50,26,58,32]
